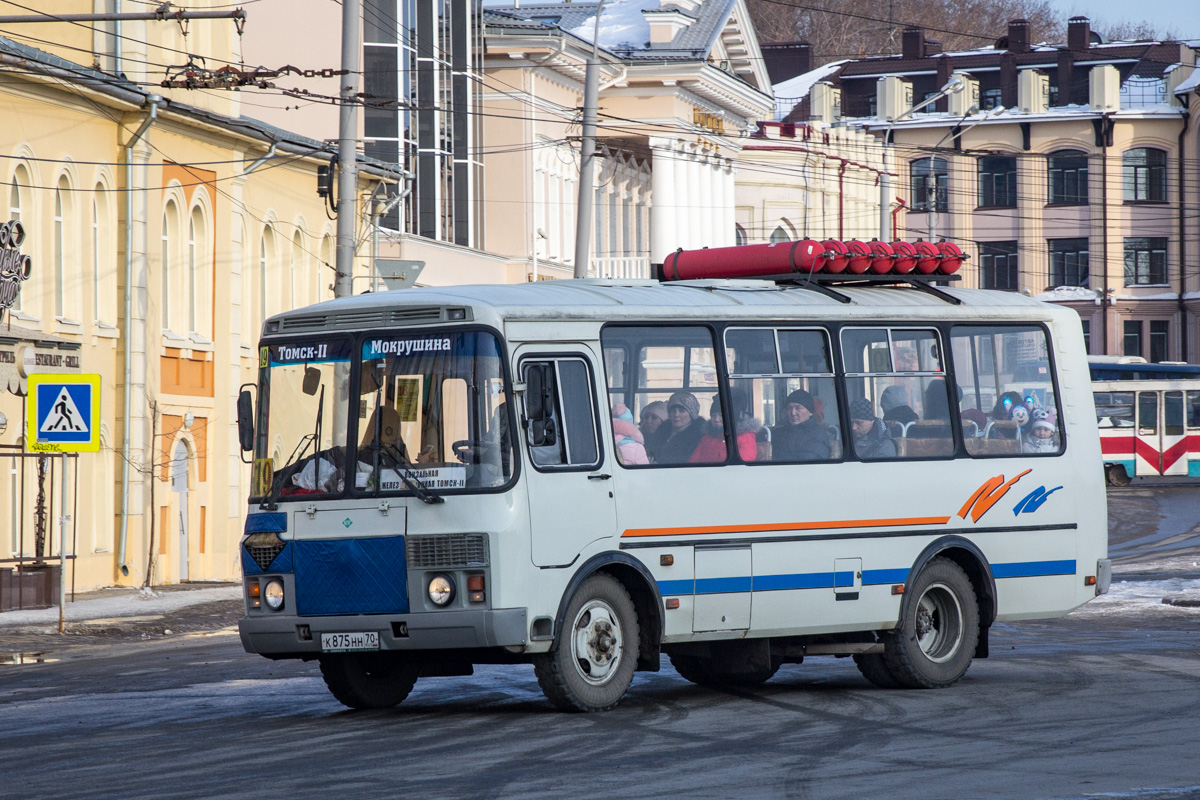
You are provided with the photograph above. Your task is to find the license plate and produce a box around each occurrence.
[320,631,380,652]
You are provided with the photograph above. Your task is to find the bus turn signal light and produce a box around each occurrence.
[467,575,485,603]
[247,582,261,597]
[891,585,905,595]
[1085,575,1097,586]
[665,598,680,610]
[660,554,674,566]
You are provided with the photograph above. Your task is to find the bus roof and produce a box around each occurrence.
[266,279,1079,334]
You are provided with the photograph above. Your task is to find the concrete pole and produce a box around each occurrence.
[335,0,361,298]
[573,1,605,278]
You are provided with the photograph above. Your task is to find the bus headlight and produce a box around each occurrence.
[428,574,455,606]
[263,579,285,611]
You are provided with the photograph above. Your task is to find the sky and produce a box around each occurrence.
[1047,0,1196,39]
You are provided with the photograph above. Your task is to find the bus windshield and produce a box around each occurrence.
[252,330,514,503]
[356,330,513,493]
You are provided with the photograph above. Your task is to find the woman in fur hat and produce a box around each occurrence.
[657,390,708,464]
[770,388,832,462]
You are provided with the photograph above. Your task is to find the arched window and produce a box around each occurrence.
[9,169,26,313]
[259,225,274,321]
[92,196,101,322]
[318,235,333,302]
[54,179,66,318]
[770,221,794,244]
[187,206,209,336]
[1123,148,1166,202]
[291,231,303,309]
[1048,149,1088,205]
[188,211,197,332]
[161,200,181,330]
[910,157,948,212]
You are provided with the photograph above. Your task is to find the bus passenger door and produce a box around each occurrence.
[517,348,617,567]
[1136,391,1163,476]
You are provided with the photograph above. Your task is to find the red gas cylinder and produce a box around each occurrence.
[660,240,823,281]
[913,240,941,274]
[937,241,966,274]
[844,240,872,274]
[867,240,895,274]
[820,239,849,273]
[890,240,917,274]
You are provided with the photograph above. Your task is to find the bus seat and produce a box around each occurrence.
[902,437,954,458]
[907,420,951,439]
[961,420,979,438]
[967,437,1020,455]
[987,420,1019,440]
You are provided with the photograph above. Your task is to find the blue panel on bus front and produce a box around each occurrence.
[245,512,287,534]
[293,536,408,616]
[241,548,263,576]
[1189,460,1200,478]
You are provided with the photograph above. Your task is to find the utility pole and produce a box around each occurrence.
[335,0,361,298]
[573,1,605,279]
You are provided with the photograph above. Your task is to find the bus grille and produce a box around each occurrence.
[407,534,489,568]
[245,533,286,571]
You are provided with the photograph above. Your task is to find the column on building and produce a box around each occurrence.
[650,138,678,264]
[699,152,714,249]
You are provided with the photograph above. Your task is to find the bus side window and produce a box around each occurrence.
[522,358,601,471]
[950,325,1062,457]
[1187,391,1200,429]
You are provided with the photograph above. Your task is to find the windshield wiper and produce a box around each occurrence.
[260,383,325,510]
[372,440,444,504]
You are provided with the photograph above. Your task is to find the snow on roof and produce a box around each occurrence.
[1175,67,1200,94]
[566,0,658,50]
[1035,286,1100,303]
[772,60,845,108]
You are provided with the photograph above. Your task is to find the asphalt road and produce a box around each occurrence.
[1,484,1197,800]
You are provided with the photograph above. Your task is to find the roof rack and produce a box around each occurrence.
[652,265,962,305]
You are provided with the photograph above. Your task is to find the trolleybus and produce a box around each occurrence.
[237,259,1110,712]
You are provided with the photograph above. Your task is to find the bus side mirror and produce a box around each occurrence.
[302,366,321,396]
[237,389,255,452]
[524,363,557,447]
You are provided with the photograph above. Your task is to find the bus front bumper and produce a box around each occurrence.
[238,607,529,656]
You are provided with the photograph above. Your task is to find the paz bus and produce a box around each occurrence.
[236,242,1110,712]
[1088,358,1200,485]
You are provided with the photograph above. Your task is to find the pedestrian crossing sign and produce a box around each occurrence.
[26,374,101,453]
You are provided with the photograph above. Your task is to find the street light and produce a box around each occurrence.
[879,75,965,240]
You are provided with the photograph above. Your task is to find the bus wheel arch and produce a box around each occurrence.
[1105,463,1131,487]
[552,552,664,673]
[907,536,996,659]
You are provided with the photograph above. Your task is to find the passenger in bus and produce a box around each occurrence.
[658,391,708,463]
[771,389,831,461]
[639,401,670,462]
[1021,409,1059,454]
[923,378,957,421]
[611,402,649,465]
[849,398,896,459]
[689,398,758,463]
[881,385,918,425]
[988,391,1025,439]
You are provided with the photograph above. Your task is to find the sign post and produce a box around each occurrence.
[26,374,100,631]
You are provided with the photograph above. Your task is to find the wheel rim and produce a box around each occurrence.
[913,582,963,664]
[570,599,624,686]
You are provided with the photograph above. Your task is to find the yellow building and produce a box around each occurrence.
[0,10,389,597]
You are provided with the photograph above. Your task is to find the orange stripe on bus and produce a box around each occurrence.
[620,516,953,538]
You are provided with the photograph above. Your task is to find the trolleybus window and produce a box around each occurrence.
[842,327,951,458]
[355,330,514,492]
[950,326,1063,457]
[1189,391,1200,429]
[1095,391,1135,428]
[601,326,726,465]
[725,327,840,463]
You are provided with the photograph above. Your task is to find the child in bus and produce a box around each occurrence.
[1022,409,1059,454]
[611,402,649,465]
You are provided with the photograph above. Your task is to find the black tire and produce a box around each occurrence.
[853,650,903,689]
[318,652,420,710]
[669,651,780,688]
[1106,463,1132,487]
[882,557,979,689]
[533,573,639,712]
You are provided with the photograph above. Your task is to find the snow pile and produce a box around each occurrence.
[773,61,846,119]
[567,0,659,50]
[0,585,240,628]
[1070,576,1200,616]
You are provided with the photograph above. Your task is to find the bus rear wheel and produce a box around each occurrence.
[534,574,639,712]
[883,557,979,689]
[1106,464,1132,487]
[318,652,420,710]
[853,651,903,688]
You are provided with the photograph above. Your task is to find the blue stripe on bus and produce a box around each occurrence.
[656,561,1075,598]
[863,568,910,585]
[992,559,1076,578]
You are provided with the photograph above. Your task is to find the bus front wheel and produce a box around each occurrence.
[318,652,420,710]
[534,573,639,712]
[883,557,979,689]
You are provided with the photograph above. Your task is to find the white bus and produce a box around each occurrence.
[236,275,1110,712]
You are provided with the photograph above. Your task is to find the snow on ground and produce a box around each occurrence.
[0,585,240,628]
[1070,576,1200,616]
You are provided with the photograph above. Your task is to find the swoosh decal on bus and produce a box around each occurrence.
[621,516,952,538]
